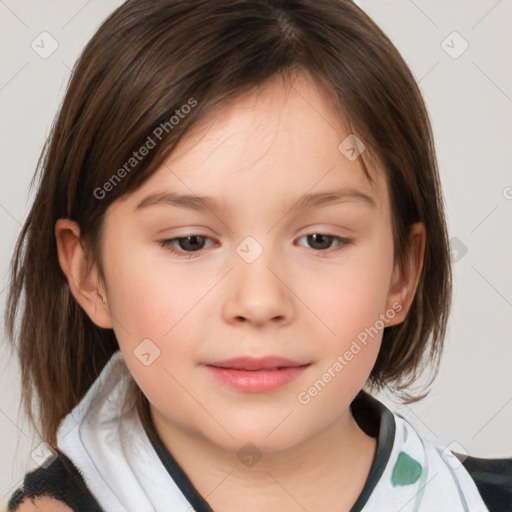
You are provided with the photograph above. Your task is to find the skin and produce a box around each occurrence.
[56,72,425,511]
[13,497,73,512]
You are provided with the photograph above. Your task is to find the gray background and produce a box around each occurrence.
[1,0,511,507]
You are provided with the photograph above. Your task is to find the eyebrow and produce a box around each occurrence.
[134,187,377,213]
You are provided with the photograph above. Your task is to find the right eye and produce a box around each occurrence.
[158,235,215,258]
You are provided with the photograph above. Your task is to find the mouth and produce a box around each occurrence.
[205,355,309,371]
[204,356,311,392]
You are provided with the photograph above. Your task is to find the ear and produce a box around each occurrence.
[55,218,113,329]
[385,222,426,326]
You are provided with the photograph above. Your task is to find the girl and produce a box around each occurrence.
[5,1,511,511]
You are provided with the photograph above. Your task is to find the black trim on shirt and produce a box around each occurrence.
[144,419,215,511]
[349,390,396,511]
[459,454,512,512]
[8,393,510,511]
[142,389,396,512]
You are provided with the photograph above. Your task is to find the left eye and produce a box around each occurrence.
[296,234,351,251]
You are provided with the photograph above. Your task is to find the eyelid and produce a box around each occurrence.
[158,234,216,257]
[295,234,353,252]
[157,231,353,258]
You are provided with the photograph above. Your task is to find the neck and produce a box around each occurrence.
[150,404,377,512]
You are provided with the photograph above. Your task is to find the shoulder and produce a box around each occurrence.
[8,448,103,512]
[457,453,512,512]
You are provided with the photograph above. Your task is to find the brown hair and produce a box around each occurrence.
[6,0,452,444]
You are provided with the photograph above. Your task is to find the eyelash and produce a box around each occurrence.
[157,233,353,259]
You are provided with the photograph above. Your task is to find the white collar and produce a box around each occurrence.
[57,350,192,512]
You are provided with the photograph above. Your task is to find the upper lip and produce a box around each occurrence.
[205,356,309,371]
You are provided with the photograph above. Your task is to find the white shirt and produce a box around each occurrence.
[55,350,490,512]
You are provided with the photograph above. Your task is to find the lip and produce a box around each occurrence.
[205,355,307,370]
[204,356,310,392]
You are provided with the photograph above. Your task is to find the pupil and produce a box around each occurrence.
[181,236,204,251]
[309,234,331,250]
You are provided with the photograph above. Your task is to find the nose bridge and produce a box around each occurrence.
[234,234,282,296]
[223,234,293,325]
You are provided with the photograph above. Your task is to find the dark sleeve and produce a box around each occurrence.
[459,454,512,512]
[8,448,104,512]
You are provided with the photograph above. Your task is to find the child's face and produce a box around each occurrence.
[90,73,417,451]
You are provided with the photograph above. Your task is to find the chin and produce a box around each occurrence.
[215,433,300,456]
[204,418,309,454]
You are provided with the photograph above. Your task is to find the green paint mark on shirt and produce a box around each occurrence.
[391,451,422,487]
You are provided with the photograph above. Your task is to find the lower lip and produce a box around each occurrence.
[204,365,310,392]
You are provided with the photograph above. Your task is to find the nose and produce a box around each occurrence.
[222,247,295,328]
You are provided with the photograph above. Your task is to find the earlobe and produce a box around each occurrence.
[385,222,426,326]
[55,219,113,329]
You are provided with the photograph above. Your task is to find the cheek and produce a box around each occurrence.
[103,246,204,412]
[103,238,203,340]
[297,232,395,389]
[102,239,217,394]
[307,246,394,336]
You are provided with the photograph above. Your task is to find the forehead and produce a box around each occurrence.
[125,72,389,216]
